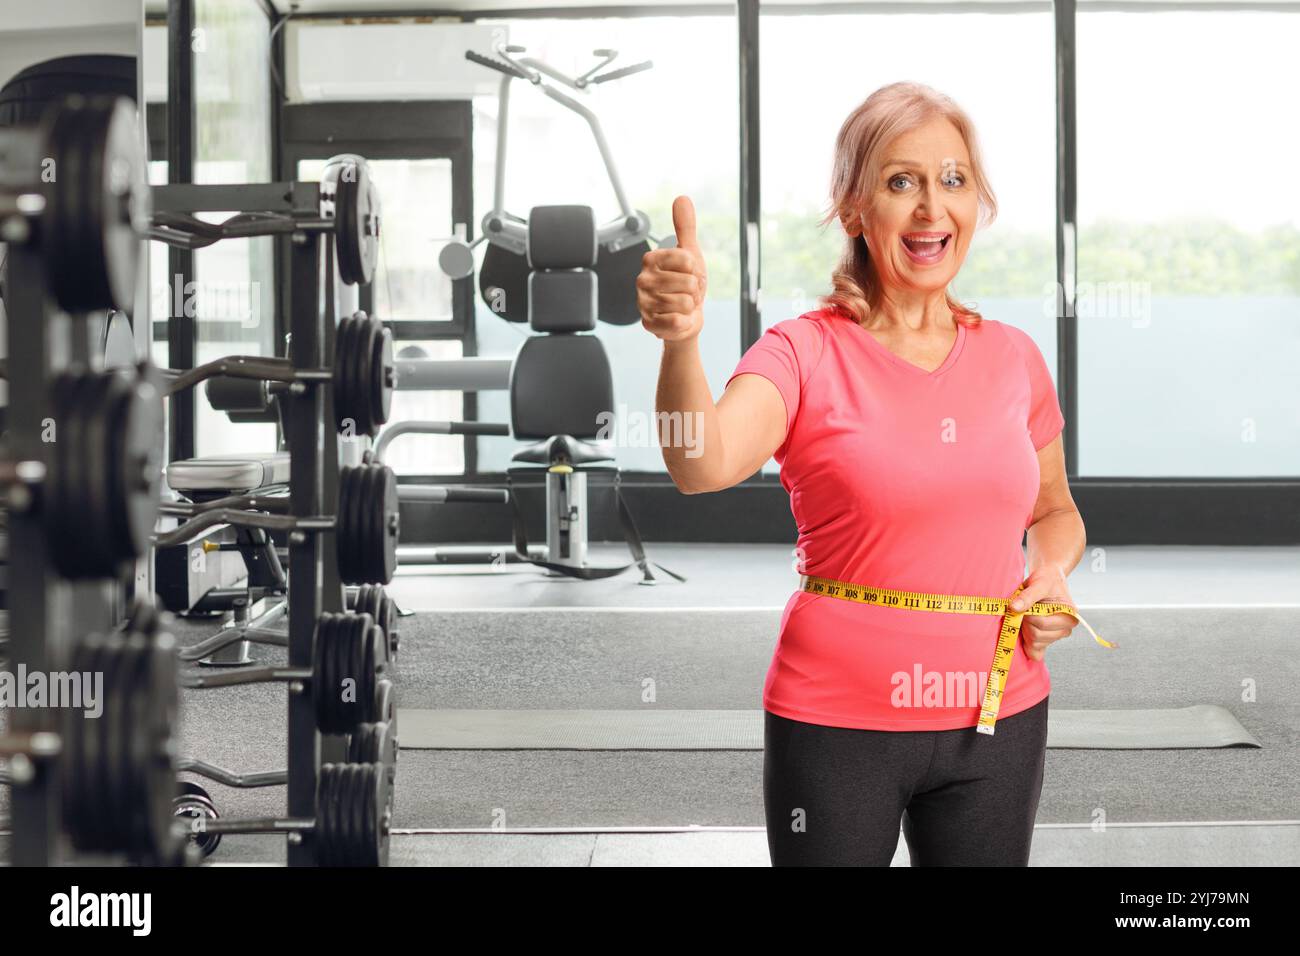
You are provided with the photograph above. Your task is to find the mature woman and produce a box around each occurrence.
[637,82,1086,866]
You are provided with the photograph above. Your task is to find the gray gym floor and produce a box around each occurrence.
[2,543,1297,866]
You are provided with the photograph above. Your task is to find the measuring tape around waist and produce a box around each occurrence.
[798,573,1117,735]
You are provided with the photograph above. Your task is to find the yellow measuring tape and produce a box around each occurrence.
[798,574,1117,735]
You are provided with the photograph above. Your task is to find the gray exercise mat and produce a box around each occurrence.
[396,704,1260,751]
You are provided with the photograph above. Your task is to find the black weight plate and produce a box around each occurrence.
[311,615,328,732]
[334,163,378,287]
[372,324,394,429]
[335,466,361,584]
[378,465,398,584]
[110,635,143,852]
[349,315,378,437]
[173,790,221,858]
[368,761,390,867]
[77,373,119,576]
[359,170,381,285]
[356,465,380,585]
[349,465,371,586]
[315,763,340,866]
[479,242,529,322]
[594,238,653,325]
[353,584,376,620]
[349,466,373,586]
[44,99,92,311]
[349,612,370,730]
[97,97,147,312]
[358,465,379,586]
[360,317,384,436]
[356,764,377,868]
[331,313,357,435]
[346,763,369,867]
[47,371,93,576]
[363,621,382,722]
[347,723,378,764]
[138,625,180,862]
[354,585,392,667]
[313,614,337,734]
[61,635,100,849]
[177,780,213,803]
[348,763,367,866]
[122,634,151,853]
[47,97,143,313]
[92,635,126,851]
[318,763,336,867]
[76,373,114,577]
[343,313,366,436]
[97,370,135,570]
[374,679,396,733]
[113,370,164,562]
[334,168,361,286]
[316,614,341,734]
[44,372,80,569]
[382,596,399,662]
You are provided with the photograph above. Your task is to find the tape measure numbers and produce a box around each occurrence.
[798,574,1117,735]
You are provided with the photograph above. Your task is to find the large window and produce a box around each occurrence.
[1077,9,1300,477]
[298,156,465,477]
[471,16,740,475]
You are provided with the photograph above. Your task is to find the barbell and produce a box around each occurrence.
[167,311,395,439]
[154,462,400,586]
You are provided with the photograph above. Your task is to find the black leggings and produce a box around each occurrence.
[763,695,1050,866]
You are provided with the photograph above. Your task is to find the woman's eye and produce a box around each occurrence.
[890,173,965,190]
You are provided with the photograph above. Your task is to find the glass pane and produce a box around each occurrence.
[758,7,1057,473]
[471,17,740,475]
[298,157,455,322]
[1077,10,1300,477]
[193,0,274,457]
[381,340,466,477]
[298,158,468,476]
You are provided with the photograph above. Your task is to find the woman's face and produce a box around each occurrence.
[854,117,978,296]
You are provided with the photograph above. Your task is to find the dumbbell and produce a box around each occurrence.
[172,762,390,866]
[180,612,388,735]
[0,606,182,865]
[0,365,163,579]
[173,683,397,862]
[154,463,399,586]
[165,311,394,438]
[348,584,399,662]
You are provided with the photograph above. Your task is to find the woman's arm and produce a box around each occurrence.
[656,337,787,494]
[1024,433,1085,576]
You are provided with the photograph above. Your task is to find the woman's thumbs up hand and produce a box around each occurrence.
[637,195,708,342]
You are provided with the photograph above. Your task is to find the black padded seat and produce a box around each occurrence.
[511,434,614,466]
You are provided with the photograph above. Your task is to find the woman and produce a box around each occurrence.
[637,82,1086,866]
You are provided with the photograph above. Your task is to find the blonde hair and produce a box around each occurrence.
[817,81,998,328]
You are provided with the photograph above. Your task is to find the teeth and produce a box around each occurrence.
[903,236,946,254]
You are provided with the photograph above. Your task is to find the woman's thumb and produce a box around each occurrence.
[672,195,699,252]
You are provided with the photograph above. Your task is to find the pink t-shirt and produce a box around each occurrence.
[726,307,1065,730]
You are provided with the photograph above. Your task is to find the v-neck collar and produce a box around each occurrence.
[845,317,966,378]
